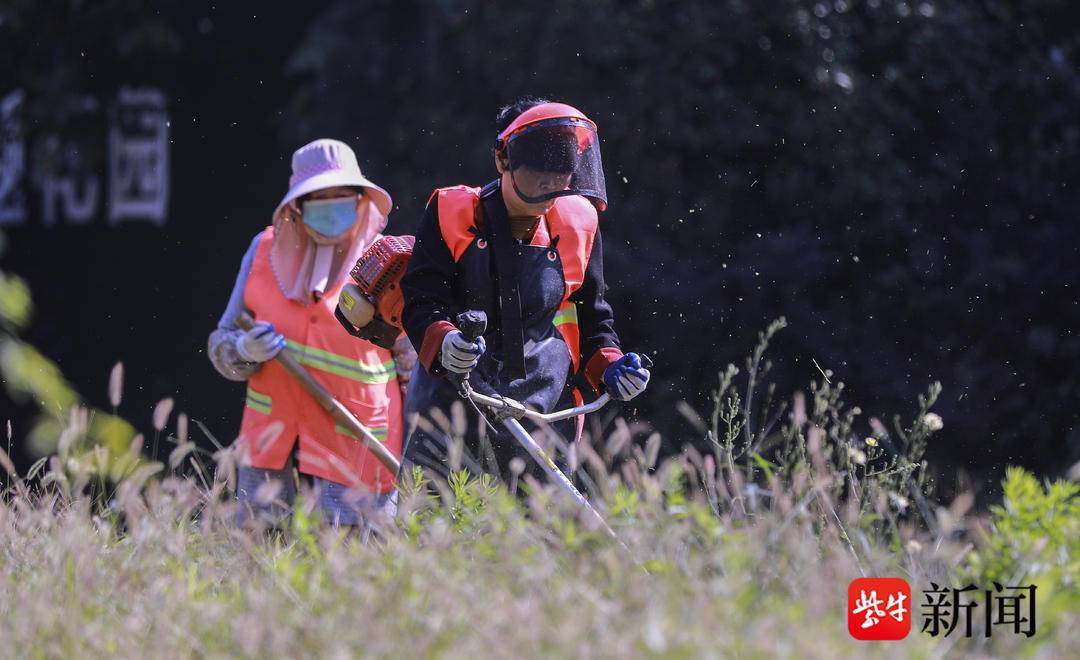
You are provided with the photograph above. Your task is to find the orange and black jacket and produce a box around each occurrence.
[401,182,624,396]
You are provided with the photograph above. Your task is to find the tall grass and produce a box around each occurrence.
[0,321,1076,659]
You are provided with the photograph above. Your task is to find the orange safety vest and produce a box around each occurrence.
[238,227,402,491]
[432,185,598,375]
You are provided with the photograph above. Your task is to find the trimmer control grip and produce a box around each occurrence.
[456,310,488,342]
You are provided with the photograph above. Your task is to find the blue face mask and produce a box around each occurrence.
[301,197,357,237]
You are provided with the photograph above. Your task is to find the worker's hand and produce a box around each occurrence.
[392,334,417,394]
[603,352,650,401]
[235,321,287,363]
[440,330,486,374]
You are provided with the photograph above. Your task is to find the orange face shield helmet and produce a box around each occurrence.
[496,102,608,212]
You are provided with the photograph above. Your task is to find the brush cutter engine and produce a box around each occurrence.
[335,235,415,349]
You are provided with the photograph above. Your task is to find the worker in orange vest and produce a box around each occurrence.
[208,139,415,526]
[400,99,650,486]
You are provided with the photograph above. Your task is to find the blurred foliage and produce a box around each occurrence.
[0,231,137,468]
[965,466,1079,631]
[0,272,31,331]
[279,0,1080,483]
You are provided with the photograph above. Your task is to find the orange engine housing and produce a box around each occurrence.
[349,235,415,327]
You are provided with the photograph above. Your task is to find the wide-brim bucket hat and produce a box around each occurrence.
[274,138,393,218]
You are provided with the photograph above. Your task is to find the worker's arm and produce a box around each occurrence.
[400,196,459,377]
[569,227,625,393]
[207,233,265,381]
[390,333,417,394]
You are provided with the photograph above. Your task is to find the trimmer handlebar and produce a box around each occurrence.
[462,341,652,423]
[467,391,613,424]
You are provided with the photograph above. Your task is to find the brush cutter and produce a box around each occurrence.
[450,310,651,546]
[236,311,400,475]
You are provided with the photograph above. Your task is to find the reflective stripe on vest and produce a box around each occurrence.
[554,301,582,373]
[553,301,578,328]
[245,387,272,415]
[335,423,388,442]
[284,339,397,384]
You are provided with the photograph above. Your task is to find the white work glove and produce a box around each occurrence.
[440,330,486,375]
[603,353,651,401]
[235,321,287,363]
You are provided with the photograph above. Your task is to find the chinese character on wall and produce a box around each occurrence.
[0,90,26,227]
[108,88,170,226]
[0,86,170,229]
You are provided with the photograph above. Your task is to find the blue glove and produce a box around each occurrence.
[603,352,650,401]
[236,321,287,363]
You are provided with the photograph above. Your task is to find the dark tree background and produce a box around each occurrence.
[2,0,1078,498]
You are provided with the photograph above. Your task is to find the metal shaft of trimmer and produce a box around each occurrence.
[452,310,622,542]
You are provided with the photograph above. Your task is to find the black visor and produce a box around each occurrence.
[504,117,607,210]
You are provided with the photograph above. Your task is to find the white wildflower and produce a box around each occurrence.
[922,412,944,431]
